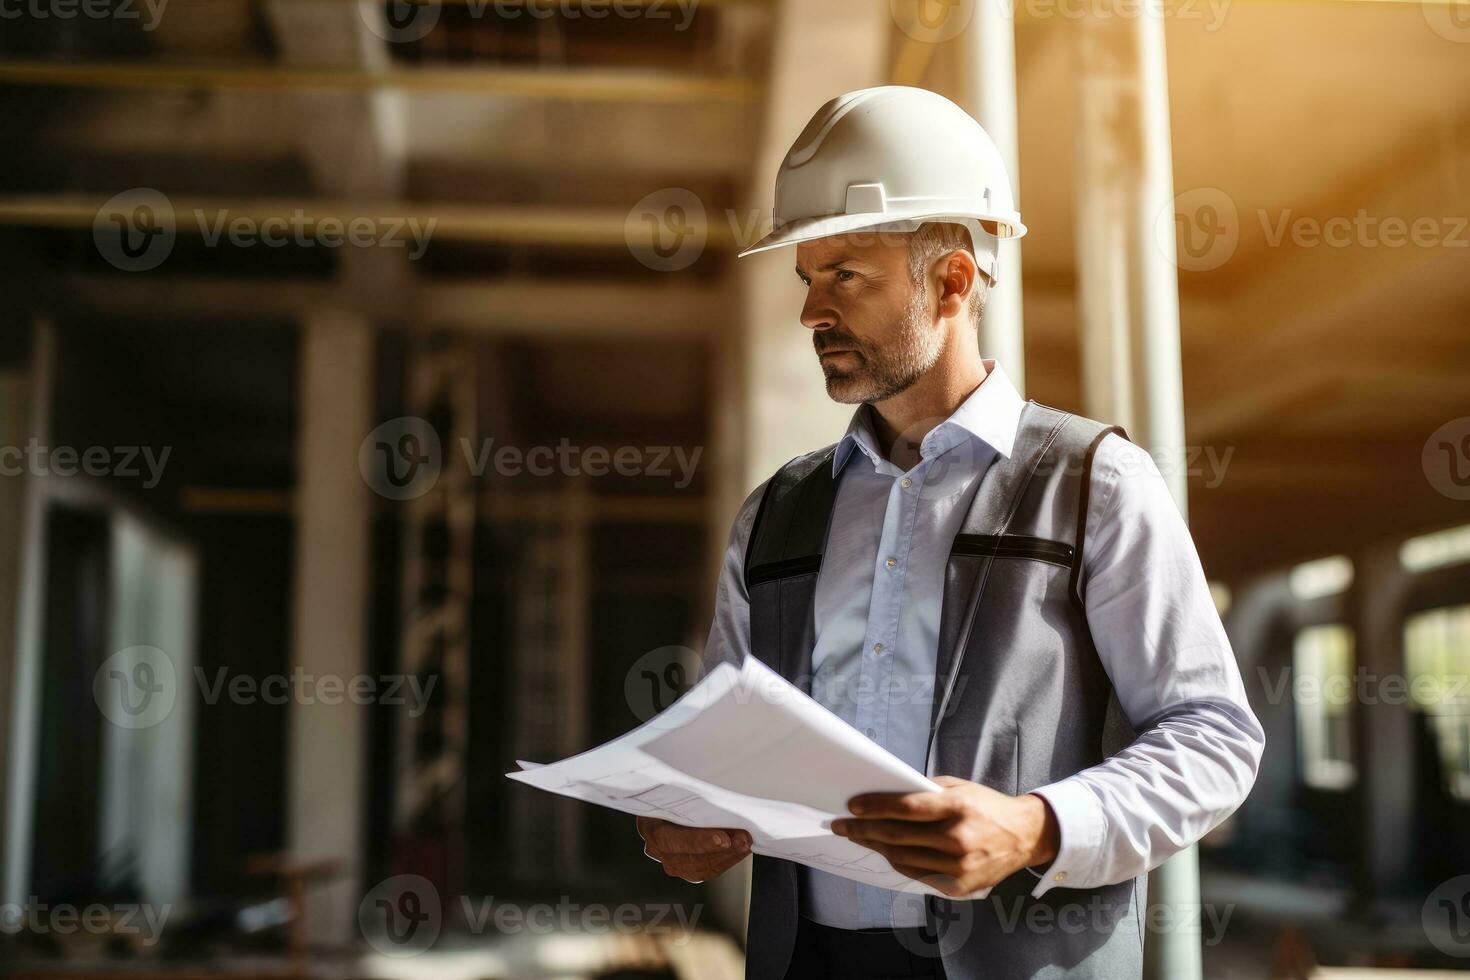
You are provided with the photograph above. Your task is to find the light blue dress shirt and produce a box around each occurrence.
[700,361,1264,931]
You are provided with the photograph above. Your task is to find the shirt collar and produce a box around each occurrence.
[832,360,1024,476]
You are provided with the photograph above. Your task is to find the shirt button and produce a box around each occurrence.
[885,557,897,568]
[900,477,913,488]
[873,643,884,654]
[865,728,876,739]
[1054,871,1067,882]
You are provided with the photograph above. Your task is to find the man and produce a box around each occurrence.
[637,86,1263,980]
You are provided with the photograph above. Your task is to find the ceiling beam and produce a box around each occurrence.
[46,274,725,338]
[0,194,738,249]
[999,0,1468,27]
[322,0,770,6]
[0,62,759,102]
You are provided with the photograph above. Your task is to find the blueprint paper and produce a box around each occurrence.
[507,656,982,899]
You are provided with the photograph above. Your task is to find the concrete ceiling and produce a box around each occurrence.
[999,2,1470,577]
[2,0,1465,579]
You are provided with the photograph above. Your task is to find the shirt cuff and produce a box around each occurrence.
[1025,779,1107,897]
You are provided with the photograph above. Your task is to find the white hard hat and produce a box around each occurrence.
[739,86,1025,281]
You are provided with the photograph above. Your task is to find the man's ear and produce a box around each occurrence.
[937,250,981,319]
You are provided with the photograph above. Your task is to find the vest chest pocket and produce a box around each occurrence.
[950,533,1074,568]
[746,554,822,587]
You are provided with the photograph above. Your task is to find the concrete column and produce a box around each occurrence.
[958,0,1026,392]
[736,0,891,490]
[1355,542,1416,908]
[99,515,199,906]
[1074,2,1187,473]
[1073,5,1198,979]
[1,320,51,909]
[0,361,25,905]
[721,0,891,939]
[288,313,374,944]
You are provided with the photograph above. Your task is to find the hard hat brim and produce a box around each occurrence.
[737,210,1026,258]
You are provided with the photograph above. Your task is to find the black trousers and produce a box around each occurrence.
[782,916,947,979]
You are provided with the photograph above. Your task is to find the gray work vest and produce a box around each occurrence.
[742,401,1146,980]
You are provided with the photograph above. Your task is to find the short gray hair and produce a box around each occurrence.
[907,222,987,328]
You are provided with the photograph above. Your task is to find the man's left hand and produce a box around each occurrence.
[831,776,1060,898]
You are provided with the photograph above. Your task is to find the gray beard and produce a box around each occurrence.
[822,286,946,405]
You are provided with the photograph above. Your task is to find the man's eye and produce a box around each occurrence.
[836,270,857,282]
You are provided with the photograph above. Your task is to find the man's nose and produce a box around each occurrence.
[800,291,836,332]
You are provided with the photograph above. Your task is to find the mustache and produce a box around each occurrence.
[813,330,863,354]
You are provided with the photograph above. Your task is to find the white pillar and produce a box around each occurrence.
[958,0,1026,392]
[1073,6,1199,980]
[1,319,52,908]
[1075,3,1187,471]
[1356,542,1417,909]
[738,3,891,485]
[288,313,374,944]
[0,367,17,903]
[720,0,892,939]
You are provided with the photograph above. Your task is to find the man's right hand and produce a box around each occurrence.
[636,817,752,882]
